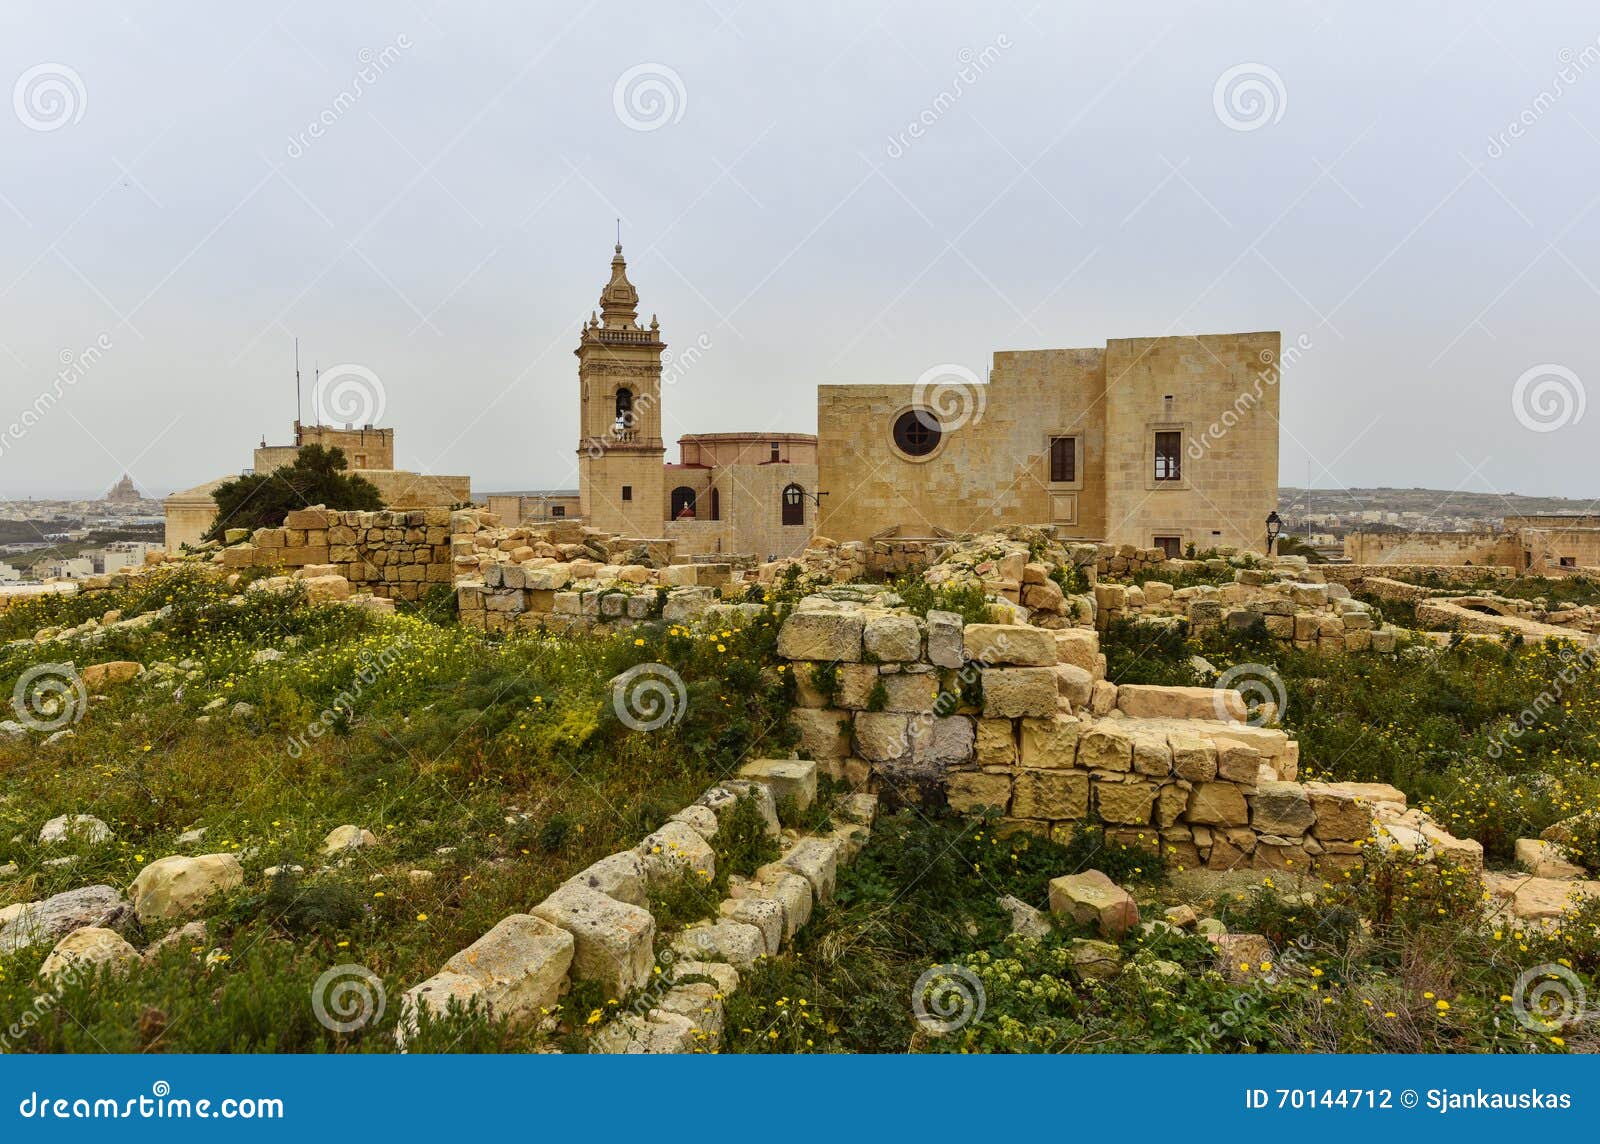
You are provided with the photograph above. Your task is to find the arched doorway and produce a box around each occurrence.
[671,486,697,519]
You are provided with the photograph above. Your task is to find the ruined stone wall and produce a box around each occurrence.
[223,508,471,601]
[773,596,1469,876]
[1342,530,1523,567]
[400,760,875,1052]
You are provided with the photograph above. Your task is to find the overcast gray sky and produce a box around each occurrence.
[2,0,1598,500]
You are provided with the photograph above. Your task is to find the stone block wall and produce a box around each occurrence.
[223,507,473,602]
[775,594,1433,875]
[399,760,876,1053]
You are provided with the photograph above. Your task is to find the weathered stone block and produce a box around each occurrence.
[1186,782,1250,827]
[1048,870,1139,939]
[531,885,655,998]
[1011,769,1089,820]
[981,667,1057,718]
[946,769,1013,814]
[442,914,574,1021]
[862,614,921,662]
[1247,781,1315,837]
[1019,714,1082,768]
[1076,724,1133,772]
[964,624,1056,667]
[1095,779,1156,826]
[777,610,863,662]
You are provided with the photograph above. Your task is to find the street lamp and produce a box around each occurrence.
[1265,511,1282,556]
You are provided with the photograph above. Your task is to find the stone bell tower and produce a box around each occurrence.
[576,243,666,537]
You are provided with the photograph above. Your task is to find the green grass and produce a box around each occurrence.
[0,570,798,1052]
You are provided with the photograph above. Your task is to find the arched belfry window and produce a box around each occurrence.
[671,486,697,520]
[781,483,805,526]
[614,387,634,429]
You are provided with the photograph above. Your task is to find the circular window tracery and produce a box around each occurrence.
[892,409,941,457]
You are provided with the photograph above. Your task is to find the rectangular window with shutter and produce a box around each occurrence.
[1154,431,1182,481]
[1048,437,1076,483]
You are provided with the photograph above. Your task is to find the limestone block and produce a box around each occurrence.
[671,920,766,969]
[791,708,851,760]
[1515,838,1586,880]
[39,814,112,845]
[0,886,129,954]
[718,896,784,955]
[1213,739,1263,785]
[1208,933,1273,983]
[1303,783,1378,841]
[531,885,655,998]
[975,718,1016,765]
[1186,782,1250,827]
[1130,732,1173,778]
[963,623,1056,667]
[946,769,1013,814]
[81,661,143,692]
[912,715,975,764]
[1095,779,1156,826]
[1052,663,1094,710]
[1115,684,1245,722]
[321,824,378,856]
[37,926,139,984]
[775,836,842,903]
[1077,724,1133,772]
[925,610,964,668]
[1156,783,1189,828]
[1247,781,1315,837]
[563,850,648,908]
[1048,870,1140,939]
[638,821,716,887]
[879,671,942,713]
[738,759,818,815]
[1089,679,1118,715]
[777,610,863,662]
[398,972,484,1043]
[862,613,922,661]
[1011,770,1089,820]
[442,914,574,1021]
[854,711,910,762]
[1019,714,1082,768]
[981,667,1057,718]
[730,869,813,942]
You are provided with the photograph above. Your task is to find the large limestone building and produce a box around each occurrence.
[815,332,1283,555]
[569,244,818,558]
[163,422,470,550]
